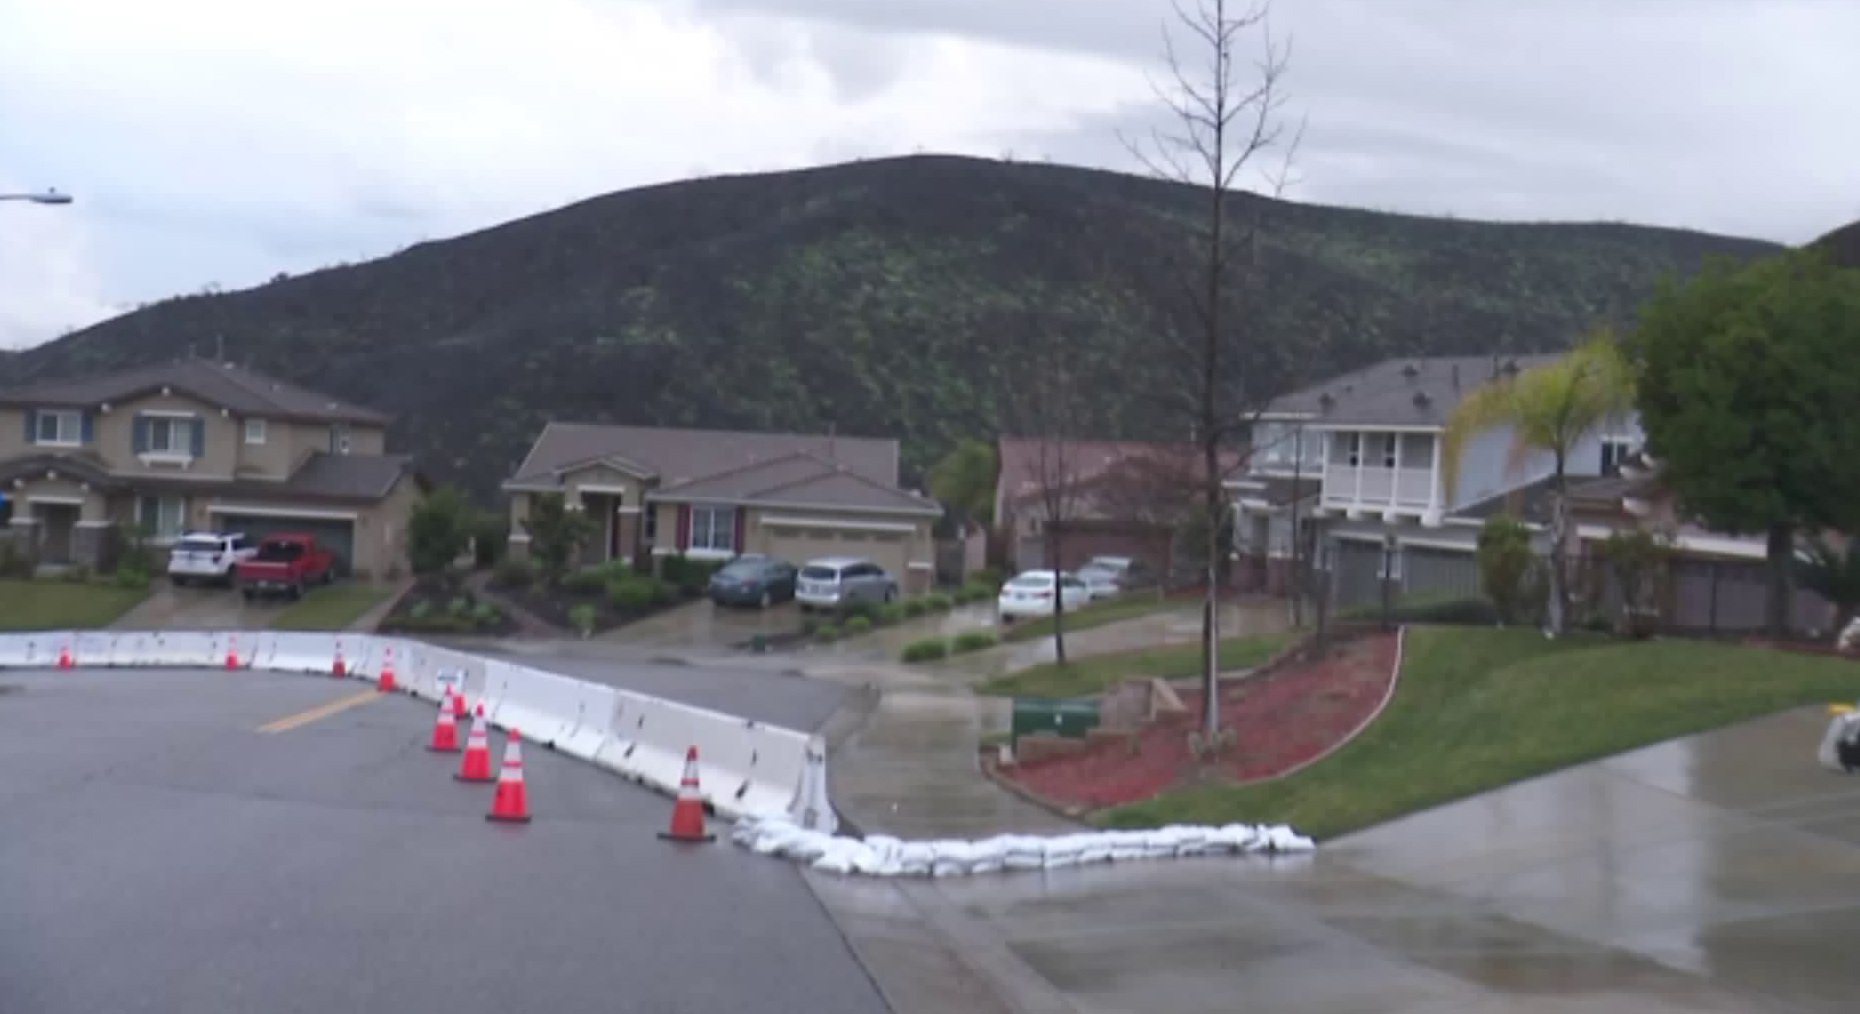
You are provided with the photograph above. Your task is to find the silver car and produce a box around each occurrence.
[796,556,899,612]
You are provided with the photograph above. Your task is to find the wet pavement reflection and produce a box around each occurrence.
[810,707,1860,1013]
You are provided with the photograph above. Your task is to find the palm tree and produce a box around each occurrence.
[1442,334,1637,634]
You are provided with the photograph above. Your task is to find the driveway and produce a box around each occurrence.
[110,580,289,631]
[599,597,802,650]
[813,706,1860,1013]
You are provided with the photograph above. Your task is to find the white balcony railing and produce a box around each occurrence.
[1322,463,1435,512]
[1395,468,1434,507]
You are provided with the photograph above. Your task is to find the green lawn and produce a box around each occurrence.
[977,632,1293,698]
[1100,626,1860,841]
[0,579,149,630]
[999,594,1185,643]
[269,583,394,631]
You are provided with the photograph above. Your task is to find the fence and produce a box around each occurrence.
[1327,541,1838,637]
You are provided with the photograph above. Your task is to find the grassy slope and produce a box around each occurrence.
[978,632,1291,698]
[0,579,148,630]
[6,156,1781,502]
[1101,627,1860,840]
[270,584,393,631]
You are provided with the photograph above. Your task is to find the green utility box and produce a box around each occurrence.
[1010,697,1103,744]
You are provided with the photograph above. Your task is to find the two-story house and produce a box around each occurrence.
[0,359,423,577]
[502,422,944,592]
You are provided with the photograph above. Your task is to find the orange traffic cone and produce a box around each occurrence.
[450,687,467,719]
[225,634,241,670]
[486,729,532,824]
[658,746,715,843]
[378,645,397,693]
[57,638,74,670]
[427,692,461,752]
[332,639,347,677]
[454,704,494,783]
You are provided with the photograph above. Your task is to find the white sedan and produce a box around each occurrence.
[996,570,1093,621]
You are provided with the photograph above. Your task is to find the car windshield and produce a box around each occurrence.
[1007,573,1054,589]
[254,541,304,562]
[718,562,762,577]
[800,566,839,581]
[175,537,221,552]
[1088,557,1131,571]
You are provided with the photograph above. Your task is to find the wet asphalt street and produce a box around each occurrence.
[0,667,886,1014]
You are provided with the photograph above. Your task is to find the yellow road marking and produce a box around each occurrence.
[258,689,382,733]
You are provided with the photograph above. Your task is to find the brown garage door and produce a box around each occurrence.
[764,526,911,586]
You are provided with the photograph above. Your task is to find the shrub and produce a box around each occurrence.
[970,567,1004,590]
[562,566,609,594]
[410,599,434,620]
[407,486,475,576]
[841,599,878,622]
[923,592,954,611]
[814,623,839,643]
[877,602,906,625]
[962,581,995,603]
[900,638,949,663]
[0,541,37,579]
[951,630,998,654]
[471,511,508,568]
[492,556,535,589]
[844,616,872,635]
[568,602,598,636]
[608,579,657,613]
[1477,514,1541,626]
[113,567,150,591]
[448,596,472,617]
[472,600,500,625]
[902,597,929,618]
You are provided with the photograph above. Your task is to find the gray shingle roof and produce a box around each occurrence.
[505,422,900,489]
[1264,354,1564,428]
[0,360,392,425]
[652,451,941,515]
[280,453,414,500]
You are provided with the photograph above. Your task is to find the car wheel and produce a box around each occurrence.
[884,587,897,604]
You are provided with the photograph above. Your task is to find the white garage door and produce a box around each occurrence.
[763,525,911,584]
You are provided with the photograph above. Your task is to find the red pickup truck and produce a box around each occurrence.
[234,533,337,600]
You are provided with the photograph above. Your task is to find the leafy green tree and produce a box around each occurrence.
[1594,528,1672,636]
[1628,249,1860,636]
[1794,538,1860,643]
[1476,514,1537,626]
[522,494,596,585]
[927,439,997,528]
[1444,334,1636,634]
[406,487,475,577]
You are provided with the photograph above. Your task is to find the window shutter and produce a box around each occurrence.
[190,419,205,456]
[732,509,744,554]
[24,409,36,444]
[81,411,95,444]
[132,415,149,453]
[676,505,691,550]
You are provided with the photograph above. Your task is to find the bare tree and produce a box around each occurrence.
[1011,331,1090,665]
[1122,0,1305,740]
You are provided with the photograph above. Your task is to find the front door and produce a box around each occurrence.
[34,504,77,565]
[609,497,623,562]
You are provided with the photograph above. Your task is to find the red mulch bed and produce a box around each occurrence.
[1002,632,1400,810]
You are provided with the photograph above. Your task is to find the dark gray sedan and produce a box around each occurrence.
[708,554,798,609]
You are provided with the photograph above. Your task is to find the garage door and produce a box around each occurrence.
[765,527,910,585]
[1332,538,1385,610]
[213,514,357,578]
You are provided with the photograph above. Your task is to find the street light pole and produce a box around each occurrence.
[0,189,73,205]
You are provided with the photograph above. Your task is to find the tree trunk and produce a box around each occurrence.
[1545,465,1567,636]
[1202,439,1223,739]
[1766,523,1794,639]
[1049,528,1067,666]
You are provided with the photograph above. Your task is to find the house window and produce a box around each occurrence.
[244,418,267,444]
[1342,433,1362,467]
[1600,438,1636,475]
[146,417,185,454]
[32,409,82,446]
[690,506,736,552]
[329,424,351,455]
[137,496,188,540]
[1380,434,1398,469]
[644,505,658,540]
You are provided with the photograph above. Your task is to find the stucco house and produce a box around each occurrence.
[0,359,424,577]
[502,423,944,592]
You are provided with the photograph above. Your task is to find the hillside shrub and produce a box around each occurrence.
[901,638,949,663]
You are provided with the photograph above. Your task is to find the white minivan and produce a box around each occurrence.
[167,531,257,586]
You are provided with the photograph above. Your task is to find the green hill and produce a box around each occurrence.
[0,155,1782,501]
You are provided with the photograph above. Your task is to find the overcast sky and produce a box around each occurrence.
[2,0,1854,349]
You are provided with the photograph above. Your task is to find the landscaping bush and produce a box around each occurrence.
[472,600,500,625]
[608,578,657,613]
[903,598,929,618]
[568,602,598,637]
[962,581,995,602]
[877,602,906,625]
[901,638,950,663]
[923,592,953,611]
[0,541,37,579]
[410,599,434,620]
[814,622,839,643]
[471,511,508,568]
[844,616,872,635]
[492,556,535,589]
[407,486,475,576]
[951,630,998,654]
[969,567,1004,590]
[661,555,725,593]
[841,599,879,623]
[562,566,610,594]
[448,596,471,617]
[113,567,151,590]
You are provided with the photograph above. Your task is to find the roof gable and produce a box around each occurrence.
[651,451,939,515]
[1268,354,1564,428]
[0,360,392,426]
[505,422,900,491]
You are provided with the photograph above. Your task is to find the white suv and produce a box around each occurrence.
[167,531,257,586]
[796,556,899,612]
